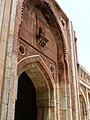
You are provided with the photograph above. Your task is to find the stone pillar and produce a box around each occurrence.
[88,92,90,120]
[0,0,12,106]
[66,69,73,120]
[56,83,60,120]
[59,82,68,120]
[53,84,57,120]
[0,0,5,112]
[0,0,6,34]
[0,0,17,119]
[59,62,68,120]
[69,21,79,120]
[86,88,89,120]
[66,84,72,120]
[0,0,13,117]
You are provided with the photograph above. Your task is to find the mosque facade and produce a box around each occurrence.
[0,0,90,120]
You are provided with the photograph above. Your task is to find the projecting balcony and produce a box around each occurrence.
[36,34,49,47]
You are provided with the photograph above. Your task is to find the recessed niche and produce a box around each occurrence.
[61,17,65,26]
[50,65,55,73]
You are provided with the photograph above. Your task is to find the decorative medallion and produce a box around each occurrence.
[18,44,26,56]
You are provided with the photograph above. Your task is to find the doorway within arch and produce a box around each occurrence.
[15,72,37,120]
[79,94,87,120]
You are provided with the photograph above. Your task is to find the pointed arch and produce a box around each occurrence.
[79,88,87,120]
[17,55,56,120]
[18,55,54,90]
[19,0,68,65]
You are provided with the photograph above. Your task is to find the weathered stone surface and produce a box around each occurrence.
[0,0,90,120]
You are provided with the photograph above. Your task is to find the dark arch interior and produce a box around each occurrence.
[15,72,37,120]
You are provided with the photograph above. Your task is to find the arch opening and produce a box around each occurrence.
[16,60,54,120]
[15,72,37,120]
[79,94,87,120]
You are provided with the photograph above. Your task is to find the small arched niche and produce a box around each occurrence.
[79,94,87,120]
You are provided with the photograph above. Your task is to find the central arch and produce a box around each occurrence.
[15,0,68,119]
[16,55,55,120]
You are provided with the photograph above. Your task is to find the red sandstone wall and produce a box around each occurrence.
[18,5,57,63]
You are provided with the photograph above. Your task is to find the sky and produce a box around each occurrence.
[56,0,90,72]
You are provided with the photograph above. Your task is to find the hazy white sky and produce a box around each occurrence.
[56,0,90,72]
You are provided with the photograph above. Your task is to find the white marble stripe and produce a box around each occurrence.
[0,0,17,119]
[0,0,6,33]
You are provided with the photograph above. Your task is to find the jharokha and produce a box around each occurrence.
[0,0,90,120]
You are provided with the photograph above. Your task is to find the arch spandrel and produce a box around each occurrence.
[16,0,70,85]
[17,55,54,91]
[17,0,70,111]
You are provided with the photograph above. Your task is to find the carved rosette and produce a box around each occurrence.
[18,44,26,56]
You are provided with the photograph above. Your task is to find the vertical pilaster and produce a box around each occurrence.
[59,63,68,120]
[59,82,68,120]
[69,21,79,120]
[66,81,72,120]
[56,83,60,120]
[88,92,90,120]
[0,0,12,115]
[0,0,17,119]
[86,88,89,120]
[0,0,6,35]
[66,67,73,120]
[0,6,4,101]
[49,85,57,120]
[53,84,57,120]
